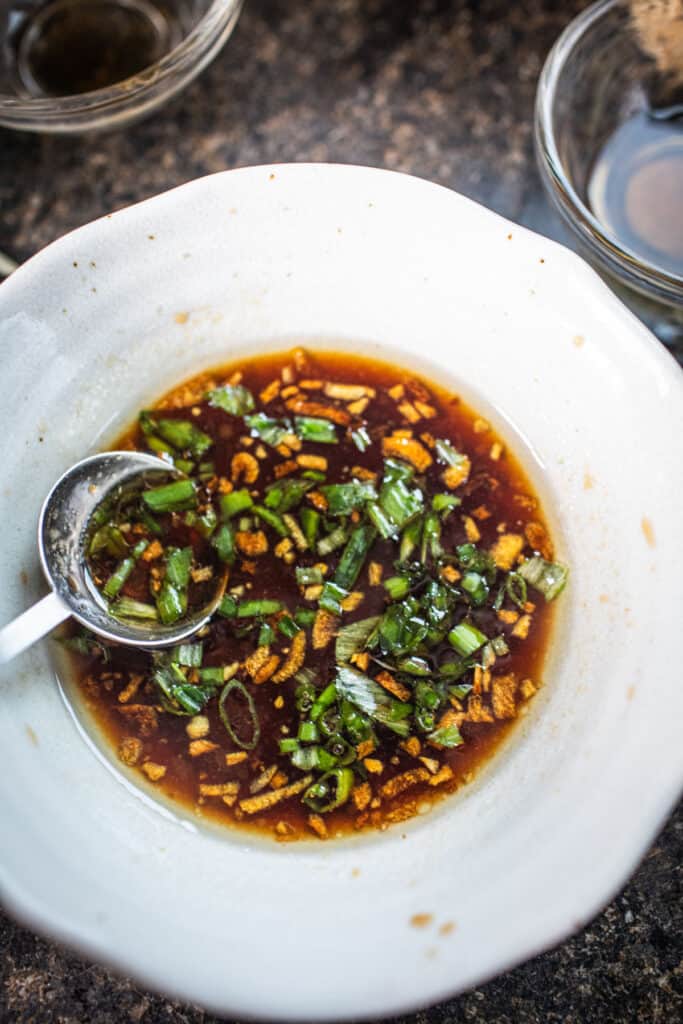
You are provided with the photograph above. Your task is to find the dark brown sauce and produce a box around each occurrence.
[63,349,557,842]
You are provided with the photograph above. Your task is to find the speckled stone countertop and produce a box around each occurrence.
[0,1,681,1021]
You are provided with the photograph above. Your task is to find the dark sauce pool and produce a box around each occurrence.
[62,348,558,841]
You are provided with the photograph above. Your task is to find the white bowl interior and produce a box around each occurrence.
[0,164,681,1019]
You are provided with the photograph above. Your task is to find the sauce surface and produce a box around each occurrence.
[64,348,563,841]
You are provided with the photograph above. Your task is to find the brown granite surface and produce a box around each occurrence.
[0,1,681,1021]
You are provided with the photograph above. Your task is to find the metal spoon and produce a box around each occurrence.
[0,452,228,664]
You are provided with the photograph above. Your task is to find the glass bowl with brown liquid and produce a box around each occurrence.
[535,0,683,350]
[0,0,243,132]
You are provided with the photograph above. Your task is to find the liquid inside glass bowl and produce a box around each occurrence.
[535,0,683,351]
[0,0,243,132]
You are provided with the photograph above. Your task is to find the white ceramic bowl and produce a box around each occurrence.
[1,165,682,1020]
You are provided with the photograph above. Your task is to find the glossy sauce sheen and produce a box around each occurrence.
[66,350,556,841]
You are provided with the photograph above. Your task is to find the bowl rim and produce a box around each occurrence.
[0,163,682,1019]
[534,0,683,302]
[0,0,244,133]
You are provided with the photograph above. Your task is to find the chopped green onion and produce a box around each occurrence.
[279,737,300,754]
[236,598,283,618]
[335,616,381,663]
[265,477,313,512]
[244,412,290,447]
[298,720,319,743]
[448,682,473,700]
[351,426,372,452]
[448,622,488,656]
[294,608,317,627]
[212,523,235,564]
[207,383,255,416]
[278,614,302,638]
[294,416,338,444]
[300,507,321,548]
[399,516,423,561]
[173,458,195,476]
[461,571,489,606]
[335,664,412,736]
[165,546,192,589]
[456,543,497,580]
[319,581,349,615]
[138,506,163,537]
[317,524,348,556]
[296,566,324,586]
[384,575,410,600]
[89,524,129,559]
[219,679,260,750]
[334,524,376,590]
[518,556,569,601]
[505,571,528,609]
[383,458,414,484]
[421,512,442,561]
[432,493,462,514]
[415,681,441,710]
[194,505,218,539]
[220,489,254,519]
[154,664,213,716]
[310,682,337,721]
[301,469,326,482]
[303,767,354,813]
[111,597,159,621]
[253,505,289,537]
[148,418,212,458]
[198,667,225,685]
[102,539,147,600]
[397,655,431,676]
[379,474,423,531]
[428,723,463,748]
[156,579,186,624]
[291,746,320,770]
[142,479,197,514]
[435,438,468,468]
[217,594,238,617]
[367,502,396,539]
[172,642,203,667]
[258,622,275,646]
[320,480,377,515]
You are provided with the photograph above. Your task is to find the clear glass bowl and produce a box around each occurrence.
[535,0,683,347]
[0,0,244,132]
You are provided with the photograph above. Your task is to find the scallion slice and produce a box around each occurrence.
[294,416,338,444]
[244,412,290,447]
[448,622,487,656]
[317,524,348,556]
[384,575,410,600]
[334,524,376,590]
[320,480,377,515]
[236,598,283,618]
[219,679,260,750]
[518,556,569,601]
[335,664,412,736]
[351,426,371,452]
[220,489,254,519]
[142,478,197,514]
[111,597,159,622]
[207,383,255,416]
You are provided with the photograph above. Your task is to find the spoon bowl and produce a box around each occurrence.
[0,451,228,663]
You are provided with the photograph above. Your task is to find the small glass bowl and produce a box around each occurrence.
[0,0,244,133]
[535,0,683,347]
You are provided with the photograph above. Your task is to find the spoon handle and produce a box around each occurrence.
[0,592,71,665]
